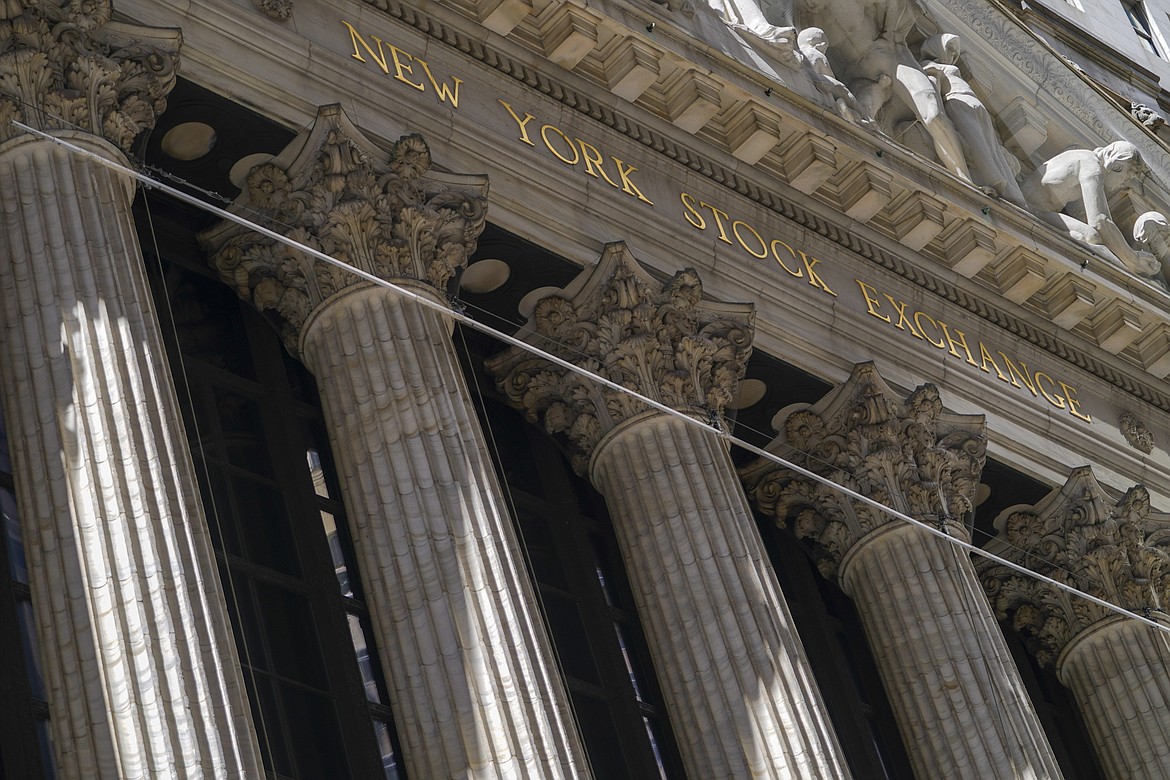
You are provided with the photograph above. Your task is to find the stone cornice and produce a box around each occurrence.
[485,242,754,474]
[200,103,488,353]
[978,467,1170,668]
[0,2,180,152]
[348,0,1170,414]
[740,362,987,579]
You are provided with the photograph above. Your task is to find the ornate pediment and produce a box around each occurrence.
[0,1,179,152]
[486,243,754,474]
[201,104,488,353]
[978,467,1170,668]
[740,362,986,579]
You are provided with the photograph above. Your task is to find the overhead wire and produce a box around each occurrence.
[14,118,1170,643]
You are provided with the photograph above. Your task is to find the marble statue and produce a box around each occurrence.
[709,0,801,63]
[1132,211,1170,285]
[796,0,973,182]
[919,34,1026,206]
[1020,141,1159,275]
[798,27,870,125]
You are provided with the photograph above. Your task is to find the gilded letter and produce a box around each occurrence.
[884,295,923,338]
[541,125,580,165]
[613,158,654,204]
[681,192,706,230]
[388,45,426,91]
[733,221,769,259]
[914,311,945,349]
[700,202,734,244]
[418,59,462,107]
[578,141,620,188]
[941,324,978,366]
[856,280,890,322]
[499,100,538,146]
[798,251,837,296]
[1034,372,1067,409]
[341,20,390,74]
[771,240,804,278]
[998,353,1037,396]
[977,343,1008,380]
[1060,382,1092,422]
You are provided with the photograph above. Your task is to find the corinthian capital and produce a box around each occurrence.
[0,1,180,152]
[978,467,1170,667]
[201,104,488,352]
[486,243,754,474]
[740,362,986,579]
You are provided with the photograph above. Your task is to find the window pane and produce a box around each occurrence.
[2,491,27,585]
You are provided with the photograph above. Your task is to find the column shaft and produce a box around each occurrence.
[840,524,1062,780]
[0,136,262,778]
[300,286,588,779]
[590,413,850,779]
[1059,618,1170,780]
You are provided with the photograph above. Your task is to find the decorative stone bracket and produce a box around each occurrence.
[979,467,1170,668]
[740,362,987,579]
[201,103,488,354]
[0,1,180,152]
[486,242,754,474]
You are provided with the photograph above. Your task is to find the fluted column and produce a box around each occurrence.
[741,363,1062,780]
[202,106,589,779]
[980,469,1170,780]
[0,4,263,778]
[488,245,851,779]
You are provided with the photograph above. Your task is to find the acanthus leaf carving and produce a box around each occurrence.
[0,2,179,151]
[486,244,754,474]
[740,362,987,580]
[978,468,1170,668]
[200,106,488,354]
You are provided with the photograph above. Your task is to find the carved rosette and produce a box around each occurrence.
[254,0,292,21]
[201,104,488,353]
[486,243,754,474]
[1120,411,1155,454]
[0,0,179,152]
[740,363,987,579]
[977,468,1170,668]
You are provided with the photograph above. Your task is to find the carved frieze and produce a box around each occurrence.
[486,244,754,473]
[978,468,1170,667]
[740,362,986,579]
[201,104,488,352]
[1119,411,1155,454]
[0,0,179,152]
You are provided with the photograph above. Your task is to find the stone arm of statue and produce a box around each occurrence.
[1077,169,1156,273]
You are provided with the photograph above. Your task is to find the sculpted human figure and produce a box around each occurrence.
[1020,141,1159,274]
[798,27,870,125]
[797,0,973,182]
[919,34,1026,206]
[709,0,801,64]
[1132,211,1170,284]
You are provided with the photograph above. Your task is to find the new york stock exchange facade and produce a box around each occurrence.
[4,0,1170,778]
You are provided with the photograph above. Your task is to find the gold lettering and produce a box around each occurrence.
[578,141,620,188]
[998,353,1037,396]
[771,241,803,277]
[884,295,922,338]
[977,343,1008,380]
[940,323,978,366]
[914,311,945,349]
[798,251,836,296]
[541,125,580,165]
[733,220,769,259]
[498,100,538,146]
[700,202,733,244]
[342,20,391,74]
[1060,382,1092,422]
[681,192,706,230]
[418,59,462,107]
[387,45,425,91]
[1034,371,1066,409]
[856,280,890,322]
[613,158,653,204]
